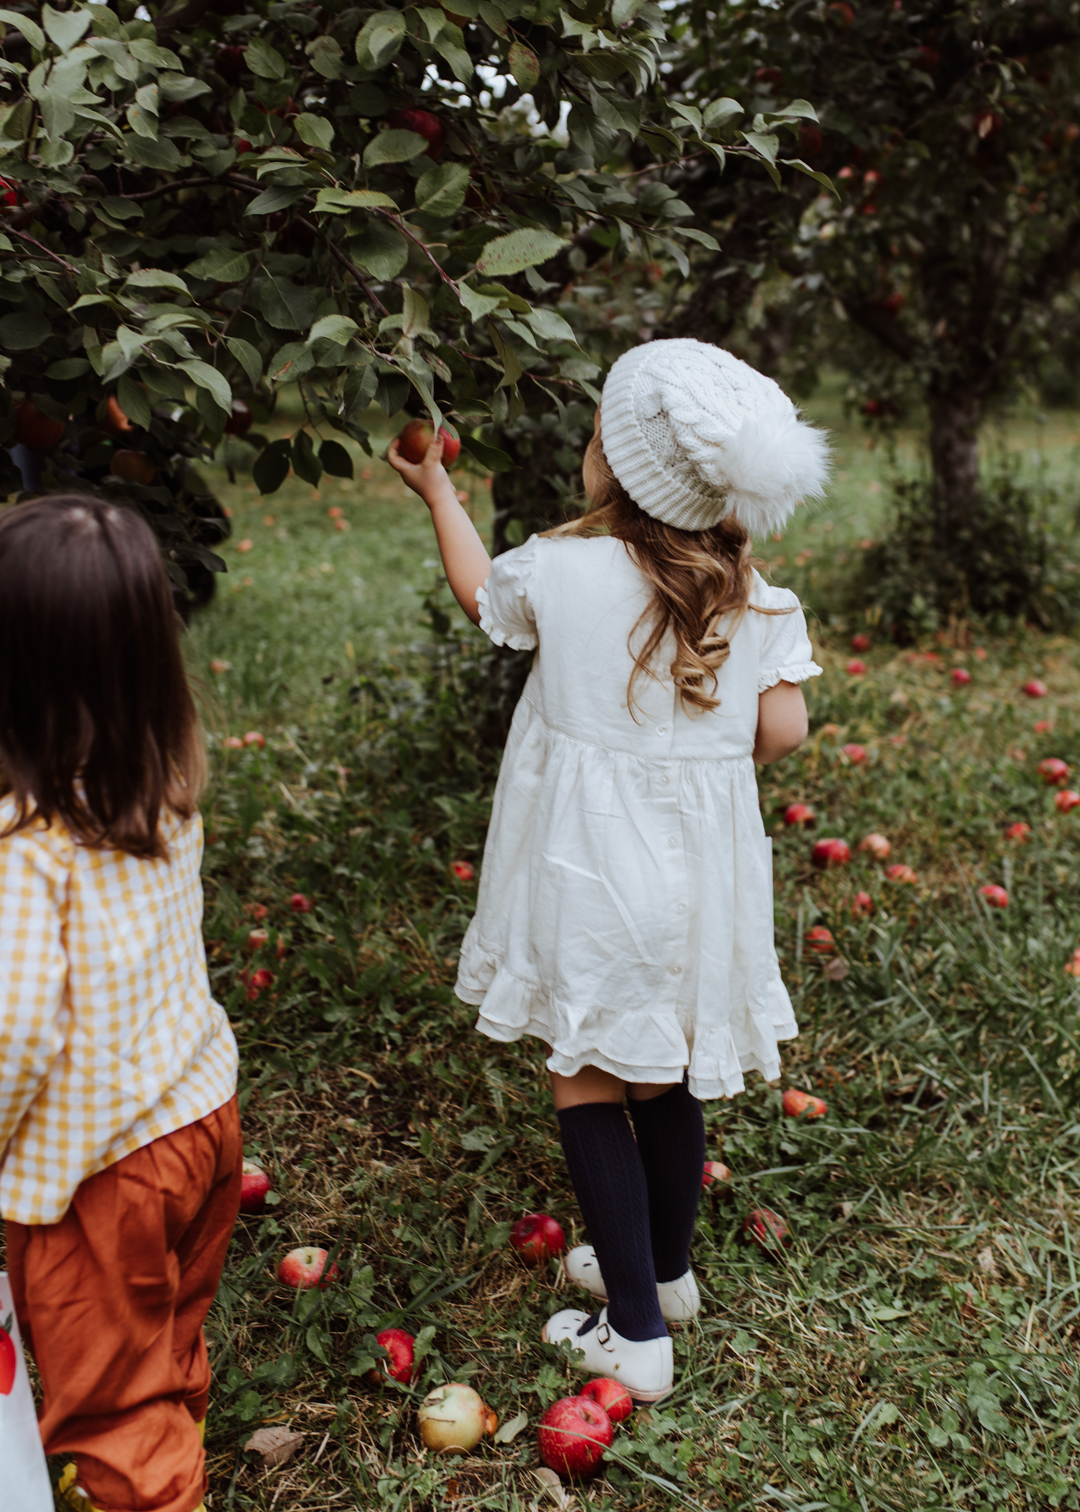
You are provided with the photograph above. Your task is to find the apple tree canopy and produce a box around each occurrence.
[0,0,822,593]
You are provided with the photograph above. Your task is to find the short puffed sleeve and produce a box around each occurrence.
[476,535,540,651]
[752,579,823,693]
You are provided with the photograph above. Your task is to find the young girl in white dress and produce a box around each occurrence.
[389,338,829,1402]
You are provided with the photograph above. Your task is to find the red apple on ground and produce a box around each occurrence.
[290,892,314,913]
[812,838,851,869]
[742,1207,792,1254]
[15,400,64,450]
[397,418,461,466]
[979,884,1008,908]
[243,967,274,1001]
[451,860,475,881]
[538,1395,613,1479]
[277,1246,339,1289]
[783,802,815,828]
[850,633,871,652]
[223,735,244,750]
[388,107,446,156]
[112,450,155,485]
[841,743,867,765]
[951,667,971,686]
[418,1382,495,1453]
[509,1212,565,1265]
[244,730,266,748]
[702,1159,732,1191]
[1024,679,1048,698]
[782,1088,828,1119]
[804,925,836,955]
[367,1327,417,1386]
[852,890,874,917]
[1065,949,1080,977]
[246,928,269,953]
[225,399,253,436]
[1038,757,1069,785]
[580,1376,633,1424]
[239,1161,272,1214]
[0,1326,14,1395]
[1056,790,1080,813]
[1005,822,1031,842]
[845,659,867,676]
[859,832,890,859]
[885,863,918,884]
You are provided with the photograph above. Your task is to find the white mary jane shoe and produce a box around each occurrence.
[563,1245,700,1322]
[541,1305,674,1403]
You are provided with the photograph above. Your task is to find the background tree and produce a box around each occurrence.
[0,0,813,604]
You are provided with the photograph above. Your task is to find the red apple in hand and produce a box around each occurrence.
[367,1327,417,1385]
[538,1395,613,1478]
[0,1326,15,1395]
[783,802,815,828]
[580,1376,633,1424]
[742,1207,792,1255]
[510,1212,565,1265]
[782,1088,828,1119]
[397,418,461,466]
[812,838,850,869]
[239,1160,272,1214]
[277,1246,339,1289]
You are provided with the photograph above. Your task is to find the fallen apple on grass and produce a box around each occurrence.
[783,802,815,828]
[1024,679,1049,698]
[1038,757,1069,785]
[812,838,850,869]
[242,967,274,1001]
[277,1246,338,1290]
[396,418,461,466]
[845,659,867,676]
[951,667,972,687]
[859,832,891,859]
[580,1376,633,1424]
[538,1395,614,1478]
[451,860,475,881]
[1004,822,1031,842]
[367,1327,417,1386]
[1065,949,1080,977]
[702,1159,732,1192]
[840,743,867,766]
[742,1207,792,1255]
[852,890,874,917]
[850,633,871,652]
[244,730,266,748]
[782,1088,828,1119]
[804,925,836,955]
[290,892,314,913]
[979,884,1009,908]
[1056,790,1080,813]
[885,863,918,885]
[418,1383,497,1454]
[509,1212,565,1265]
[239,1161,272,1214]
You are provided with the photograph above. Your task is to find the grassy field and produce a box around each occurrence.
[43,395,1080,1509]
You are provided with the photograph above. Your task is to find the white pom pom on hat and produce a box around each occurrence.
[599,338,830,536]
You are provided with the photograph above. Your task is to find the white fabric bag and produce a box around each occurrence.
[0,1273,53,1510]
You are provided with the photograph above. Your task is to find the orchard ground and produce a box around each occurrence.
[34,388,1080,1508]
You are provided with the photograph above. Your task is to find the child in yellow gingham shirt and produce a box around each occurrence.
[0,495,240,1512]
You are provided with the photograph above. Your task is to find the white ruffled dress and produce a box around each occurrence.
[455,535,822,1100]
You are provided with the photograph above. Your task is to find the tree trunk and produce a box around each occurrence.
[928,387,983,536]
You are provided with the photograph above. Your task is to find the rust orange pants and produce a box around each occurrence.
[6,1096,242,1512]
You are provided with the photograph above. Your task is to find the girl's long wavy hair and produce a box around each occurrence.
[549,433,782,717]
[0,494,206,860]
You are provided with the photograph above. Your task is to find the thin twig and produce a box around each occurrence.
[298,215,388,316]
[3,224,79,274]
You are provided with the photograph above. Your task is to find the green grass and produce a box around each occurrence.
[33,393,1080,1509]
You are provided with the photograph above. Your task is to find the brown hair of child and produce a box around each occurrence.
[0,495,206,859]
[551,430,781,717]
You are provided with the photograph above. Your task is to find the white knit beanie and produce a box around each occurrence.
[599,339,830,536]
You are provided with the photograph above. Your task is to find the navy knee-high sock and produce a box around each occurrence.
[556,1102,667,1342]
[627,1080,706,1283]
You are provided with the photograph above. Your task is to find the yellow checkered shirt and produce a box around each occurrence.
[0,799,238,1224]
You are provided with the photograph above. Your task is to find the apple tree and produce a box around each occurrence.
[0,0,814,601]
[654,0,1080,625]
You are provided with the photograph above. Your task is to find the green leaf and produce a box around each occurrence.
[308,314,359,346]
[703,97,743,130]
[457,281,503,321]
[314,188,398,214]
[460,434,514,472]
[117,373,152,430]
[245,185,307,216]
[42,3,91,53]
[320,439,354,478]
[308,35,343,79]
[294,112,334,152]
[291,428,322,485]
[363,129,429,167]
[45,357,90,380]
[742,129,779,165]
[0,310,52,350]
[226,336,263,387]
[432,19,472,83]
[612,0,647,22]
[673,226,720,251]
[126,134,183,171]
[252,438,291,494]
[102,197,143,222]
[354,11,407,70]
[789,159,838,196]
[0,8,44,51]
[523,307,578,345]
[126,268,190,295]
[507,40,539,91]
[185,248,251,283]
[267,341,314,382]
[400,286,431,338]
[259,278,318,331]
[178,360,231,413]
[415,162,470,220]
[349,220,408,281]
[245,36,287,80]
[476,228,568,278]
[771,98,819,121]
